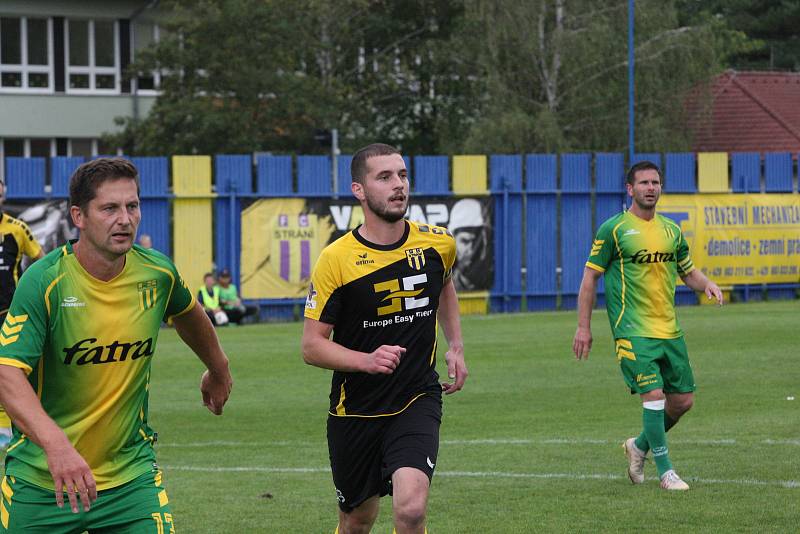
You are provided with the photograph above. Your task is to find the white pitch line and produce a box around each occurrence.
[158,441,264,448]
[158,438,743,448]
[762,439,800,446]
[441,439,536,445]
[163,465,798,488]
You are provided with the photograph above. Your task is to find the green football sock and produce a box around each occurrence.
[634,412,677,453]
[642,407,673,477]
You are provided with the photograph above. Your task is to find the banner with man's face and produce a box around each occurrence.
[4,200,77,264]
[240,197,493,299]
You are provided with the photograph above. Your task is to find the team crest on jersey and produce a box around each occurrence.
[138,279,158,310]
[405,248,425,270]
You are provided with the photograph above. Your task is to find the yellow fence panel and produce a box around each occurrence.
[697,152,728,193]
[452,155,488,195]
[457,291,488,315]
[173,199,213,293]
[172,155,212,196]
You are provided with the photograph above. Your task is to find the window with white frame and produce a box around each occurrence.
[132,19,161,92]
[0,16,53,92]
[66,19,119,93]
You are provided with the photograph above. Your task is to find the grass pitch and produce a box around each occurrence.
[4,300,799,532]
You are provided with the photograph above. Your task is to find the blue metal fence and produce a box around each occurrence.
[525,154,558,311]
[3,151,798,321]
[489,155,523,312]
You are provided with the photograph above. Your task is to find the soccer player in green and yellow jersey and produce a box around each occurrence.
[302,143,467,534]
[572,161,723,491]
[0,158,233,533]
[0,179,45,450]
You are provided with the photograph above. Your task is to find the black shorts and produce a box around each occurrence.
[327,393,442,513]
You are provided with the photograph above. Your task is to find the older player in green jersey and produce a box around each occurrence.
[0,158,232,532]
[572,160,723,491]
[302,143,467,534]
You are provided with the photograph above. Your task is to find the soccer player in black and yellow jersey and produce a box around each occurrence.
[0,158,233,532]
[0,179,44,451]
[302,143,468,534]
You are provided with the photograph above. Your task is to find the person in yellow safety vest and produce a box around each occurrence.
[198,272,229,326]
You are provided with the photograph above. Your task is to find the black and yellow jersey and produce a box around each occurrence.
[0,212,42,313]
[305,220,456,417]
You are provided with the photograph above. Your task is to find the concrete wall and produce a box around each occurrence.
[0,94,156,137]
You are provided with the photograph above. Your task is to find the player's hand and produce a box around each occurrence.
[573,327,592,360]
[44,440,97,513]
[363,345,405,374]
[441,346,467,395]
[705,281,724,306]
[201,367,233,415]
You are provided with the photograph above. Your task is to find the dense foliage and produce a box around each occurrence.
[108,0,758,155]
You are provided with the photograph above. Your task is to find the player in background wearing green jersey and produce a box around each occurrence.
[0,158,233,532]
[572,161,723,491]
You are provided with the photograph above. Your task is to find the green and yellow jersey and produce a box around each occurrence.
[0,212,43,314]
[0,241,194,491]
[305,220,456,417]
[586,211,694,340]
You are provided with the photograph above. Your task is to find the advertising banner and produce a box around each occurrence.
[4,200,77,268]
[240,197,493,299]
[659,194,800,284]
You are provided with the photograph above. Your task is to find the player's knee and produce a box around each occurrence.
[394,498,427,529]
[339,515,375,534]
[668,396,694,418]
[340,506,378,534]
[676,397,694,415]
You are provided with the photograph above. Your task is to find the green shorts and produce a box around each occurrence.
[1,469,174,534]
[615,336,696,395]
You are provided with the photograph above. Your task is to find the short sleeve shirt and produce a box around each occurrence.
[0,242,194,490]
[305,220,456,417]
[0,213,43,312]
[586,211,694,339]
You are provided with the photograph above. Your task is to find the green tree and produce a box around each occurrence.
[678,0,800,71]
[456,0,750,154]
[108,0,469,155]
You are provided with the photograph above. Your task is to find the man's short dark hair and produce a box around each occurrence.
[69,157,140,210]
[626,160,663,186]
[350,143,401,185]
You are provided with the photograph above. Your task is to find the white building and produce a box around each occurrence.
[0,1,162,179]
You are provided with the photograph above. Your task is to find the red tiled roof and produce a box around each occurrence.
[687,70,800,153]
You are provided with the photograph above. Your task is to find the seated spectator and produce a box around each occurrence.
[198,272,228,326]
[217,268,258,324]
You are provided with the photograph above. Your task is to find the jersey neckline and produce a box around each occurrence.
[351,220,410,251]
[625,210,658,224]
[65,239,131,285]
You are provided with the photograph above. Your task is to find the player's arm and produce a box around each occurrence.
[22,222,44,260]
[437,278,467,394]
[0,365,97,513]
[172,302,233,415]
[681,268,723,306]
[573,267,602,360]
[301,318,405,375]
